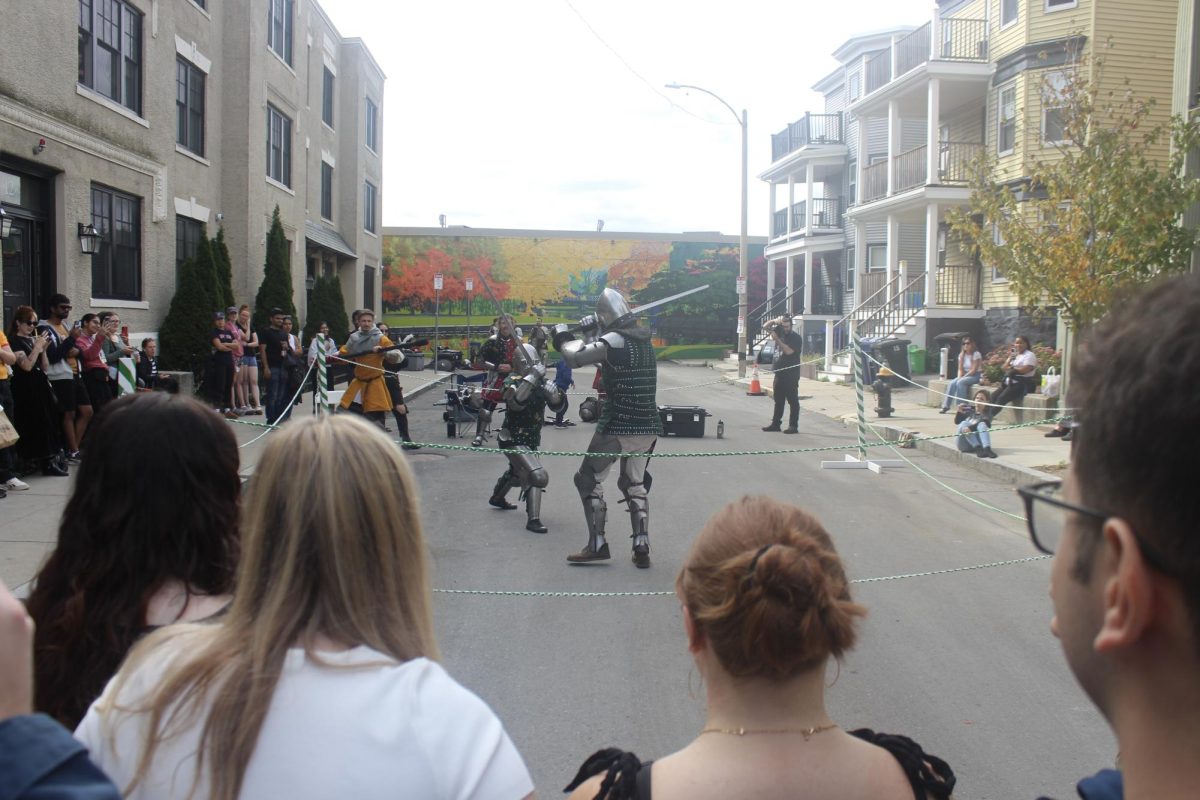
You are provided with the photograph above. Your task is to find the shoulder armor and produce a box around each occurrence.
[599,331,626,349]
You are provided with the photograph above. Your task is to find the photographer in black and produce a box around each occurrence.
[762,315,804,434]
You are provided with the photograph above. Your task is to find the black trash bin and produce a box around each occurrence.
[860,338,910,387]
[933,332,972,379]
[858,338,884,386]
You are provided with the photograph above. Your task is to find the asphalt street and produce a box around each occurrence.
[403,362,1113,800]
[0,362,1113,799]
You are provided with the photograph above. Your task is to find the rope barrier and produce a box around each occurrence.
[429,555,1051,598]
[234,360,317,450]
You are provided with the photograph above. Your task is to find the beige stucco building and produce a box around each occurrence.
[0,0,383,336]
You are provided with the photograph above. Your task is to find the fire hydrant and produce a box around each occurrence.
[872,366,894,418]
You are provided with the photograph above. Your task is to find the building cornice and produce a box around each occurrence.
[993,35,1088,86]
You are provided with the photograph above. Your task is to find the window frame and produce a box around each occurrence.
[991,222,1008,283]
[365,97,379,153]
[267,0,294,66]
[1000,0,1018,28]
[845,246,856,291]
[997,82,1017,156]
[266,103,293,188]
[1041,70,1070,145]
[320,161,334,221]
[847,160,857,206]
[322,67,335,128]
[866,244,887,272]
[175,215,203,276]
[77,0,143,116]
[1045,0,1078,11]
[364,264,376,308]
[91,183,142,301]
[363,180,377,234]
[176,56,206,156]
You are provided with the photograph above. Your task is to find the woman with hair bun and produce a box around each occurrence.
[566,496,955,800]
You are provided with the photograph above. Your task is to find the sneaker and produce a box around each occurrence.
[567,542,611,564]
[632,544,650,569]
[525,518,548,533]
[1044,428,1065,438]
[554,422,568,428]
[66,451,82,463]
[489,496,518,510]
[42,461,69,477]
[762,424,782,432]
[4,477,29,491]
[977,447,998,459]
[250,407,264,416]
[783,427,799,434]
[223,410,240,420]
[939,407,949,414]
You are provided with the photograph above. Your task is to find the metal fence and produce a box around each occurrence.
[936,263,982,306]
[939,18,988,60]
[862,161,888,203]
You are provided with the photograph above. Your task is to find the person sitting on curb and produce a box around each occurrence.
[954,389,997,459]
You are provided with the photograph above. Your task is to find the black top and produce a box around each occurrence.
[211,328,235,364]
[773,328,804,372]
[259,327,288,368]
[136,353,158,389]
[565,729,956,800]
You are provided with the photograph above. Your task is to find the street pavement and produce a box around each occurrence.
[0,362,1111,799]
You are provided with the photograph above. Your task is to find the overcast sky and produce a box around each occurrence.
[322,0,934,236]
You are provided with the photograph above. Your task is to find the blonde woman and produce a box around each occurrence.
[235,305,262,414]
[76,415,535,800]
[566,496,955,800]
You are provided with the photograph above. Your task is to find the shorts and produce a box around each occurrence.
[241,355,259,367]
[52,376,92,412]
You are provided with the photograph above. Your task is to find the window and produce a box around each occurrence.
[992,222,1007,282]
[267,0,294,65]
[997,83,1016,155]
[365,97,379,152]
[192,0,206,8]
[91,185,141,300]
[176,58,205,156]
[266,104,292,187]
[1042,71,1069,144]
[1046,0,1077,10]
[175,216,203,275]
[848,161,857,205]
[364,180,377,233]
[867,244,887,271]
[848,73,861,103]
[1000,0,1018,27]
[78,0,143,115]
[845,246,856,291]
[364,265,376,308]
[320,162,333,220]
[322,67,335,127]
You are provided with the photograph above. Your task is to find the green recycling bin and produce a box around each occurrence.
[907,345,926,376]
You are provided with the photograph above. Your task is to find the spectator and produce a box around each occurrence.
[235,305,262,415]
[225,306,245,413]
[987,335,1038,415]
[1018,271,1200,800]
[209,311,238,419]
[259,308,289,423]
[566,496,955,800]
[98,311,136,400]
[76,415,535,800]
[76,313,111,411]
[281,316,304,412]
[25,392,239,730]
[553,355,575,427]
[954,389,997,459]
[8,307,67,476]
[0,325,29,493]
[136,337,160,390]
[41,294,91,462]
[940,336,982,413]
[0,578,122,800]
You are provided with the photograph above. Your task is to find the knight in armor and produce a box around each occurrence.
[552,288,662,568]
[471,316,519,447]
[488,342,566,533]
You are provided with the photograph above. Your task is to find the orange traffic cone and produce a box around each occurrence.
[747,363,766,396]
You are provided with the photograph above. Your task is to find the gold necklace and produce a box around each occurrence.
[699,723,838,741]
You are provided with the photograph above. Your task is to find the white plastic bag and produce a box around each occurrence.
[1041,366,1061,398]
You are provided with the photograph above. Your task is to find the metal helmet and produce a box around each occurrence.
[511,342,540,374]
[596,288,632,328]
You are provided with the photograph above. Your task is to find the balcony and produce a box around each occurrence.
[856,141,983,206]
[771,198,844,238]
[935,262,982,307]
[863,18,988,97]
[770,112,844,163]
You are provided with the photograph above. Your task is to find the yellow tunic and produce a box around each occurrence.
[339,335,395,413]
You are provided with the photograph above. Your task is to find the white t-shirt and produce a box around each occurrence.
[959,350,980,375]
[1011,349,1037,374]
[76,644,533,800]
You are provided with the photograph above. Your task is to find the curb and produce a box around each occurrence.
[715,369,1056,485]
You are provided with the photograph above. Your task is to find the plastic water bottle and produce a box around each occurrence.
[717,419,724,439]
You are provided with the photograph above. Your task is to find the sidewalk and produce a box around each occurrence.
[707,359,1068,484]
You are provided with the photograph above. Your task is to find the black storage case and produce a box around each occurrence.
[658,405,708,437]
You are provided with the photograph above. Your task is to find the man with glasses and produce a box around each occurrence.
[1017,272,1200,800]
[40,295,91,462]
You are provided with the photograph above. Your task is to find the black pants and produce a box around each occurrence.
[0,380,18,482]
[990,377,1035,414]
[771,371,800,428]
[83,369,112,412]
[210,359,234,409]
[554,394,571,424]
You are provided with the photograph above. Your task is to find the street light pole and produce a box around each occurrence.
[665,83,750,378]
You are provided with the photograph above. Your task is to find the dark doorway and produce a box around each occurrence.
[0,164,55,327]
[2,217,45,328]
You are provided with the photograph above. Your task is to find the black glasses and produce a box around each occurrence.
[1017,480,1180,577]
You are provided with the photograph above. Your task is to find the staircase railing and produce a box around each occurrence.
[828,272,926,361]
[745,286,806,357]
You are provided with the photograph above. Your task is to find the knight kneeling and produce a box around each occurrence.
[488,343,566,533]
[553,288,662,569]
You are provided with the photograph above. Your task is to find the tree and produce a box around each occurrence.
[211,227,235,309]
[303,275,350,344]
[158,234,220,380]
[950,57,1200,331]
[253,206,296,332]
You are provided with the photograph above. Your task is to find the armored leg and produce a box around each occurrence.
[489,466,518,510]
[524,486,547,533]
[472,403,494,447]
[567,443,616,563]
[618,455,652,569]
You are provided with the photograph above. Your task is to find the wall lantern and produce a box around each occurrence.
[78,223,102,255]
[0,207,11,239]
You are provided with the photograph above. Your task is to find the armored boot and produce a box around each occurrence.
[567,495,610,563]
[524,486,548,533]
[472,405,493,447]
[627,497,650,569]
[488,472,518,510]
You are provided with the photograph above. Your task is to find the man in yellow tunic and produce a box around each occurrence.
[338,309,394,429]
